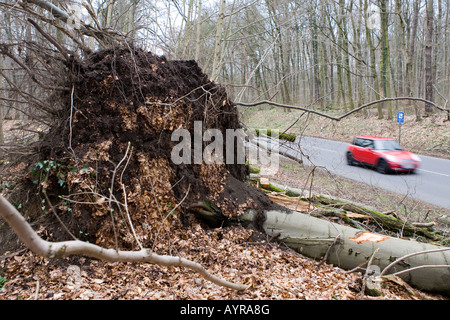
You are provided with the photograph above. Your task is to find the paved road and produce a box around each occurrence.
[264,135,450,210]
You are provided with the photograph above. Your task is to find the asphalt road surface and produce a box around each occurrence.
[260,135,450,210]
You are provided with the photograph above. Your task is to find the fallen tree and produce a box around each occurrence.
[254,179,449,244]
[193,203,450,296]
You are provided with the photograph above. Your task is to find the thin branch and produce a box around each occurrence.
[42,191,77,240]
[27,19,70,61]
[391,265,450,277]
[68,85,76,158]
[316,234,340,268]
[236,97,450,121]
[380,247,450,276]
[359,247,380,299]
[108,143,133,251]
[119,143,143,250]
[0,195,248,291]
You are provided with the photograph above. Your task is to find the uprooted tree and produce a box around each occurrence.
[0,0,279,290]
[0,0,449,294]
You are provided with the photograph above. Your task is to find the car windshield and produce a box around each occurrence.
[374,139,403,151]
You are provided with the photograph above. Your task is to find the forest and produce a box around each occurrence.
[2,0,450,125]
[0,0,449,301]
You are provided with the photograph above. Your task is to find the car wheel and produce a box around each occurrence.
[376,159,389,174]
[346,152,355,166]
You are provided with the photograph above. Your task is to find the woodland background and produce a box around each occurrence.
[1,0,449,134]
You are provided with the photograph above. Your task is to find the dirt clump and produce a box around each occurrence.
[8,47,279,251]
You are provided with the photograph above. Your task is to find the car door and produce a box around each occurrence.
[351,138,365,162]
[361,139,377,165]
[356,139,376,164]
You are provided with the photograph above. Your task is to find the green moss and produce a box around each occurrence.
[248,164,260,174]
[253,128,297,142]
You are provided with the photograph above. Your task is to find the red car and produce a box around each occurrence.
[346,136,421,174]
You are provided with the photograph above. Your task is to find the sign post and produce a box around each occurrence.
[397,112,404,143]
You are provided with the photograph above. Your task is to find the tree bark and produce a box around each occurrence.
[364,0,381,116]
[425,0,435,115]
[406,0,420,120]
[211,0,226,80]
[379,0,393,120]
[339,0,355,111]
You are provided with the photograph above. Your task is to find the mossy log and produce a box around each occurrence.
[251,128,297,142]
[256,181,447,243]
[309,195,445,242]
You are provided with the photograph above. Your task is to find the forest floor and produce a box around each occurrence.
[1,113,449,301]
[0,188,448,301]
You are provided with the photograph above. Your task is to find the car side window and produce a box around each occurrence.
[360,139,373,148]
[354,138,363,147]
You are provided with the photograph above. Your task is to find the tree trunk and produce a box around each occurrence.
[211,0,226,80]
[310,13,322,105]
[379,0,392,120]
[424,0,434,115]
[194,198,450,296]
[340,0,355,110]
[406,0,420,120]
[0,54,4,148]
[364,0,381,117]
[194,0,203,61]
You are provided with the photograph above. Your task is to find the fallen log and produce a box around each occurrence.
[194,207,450,296]
[310,195,446,242]
[255,180,447,244]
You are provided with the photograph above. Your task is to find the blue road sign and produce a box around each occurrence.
[397,112,405,123]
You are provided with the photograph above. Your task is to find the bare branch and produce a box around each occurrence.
[380,247,450,277]
[0,194,248,291]
[27,18,70,61]
[236,97,450,121]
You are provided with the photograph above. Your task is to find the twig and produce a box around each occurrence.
[0,195,248,291]
[34,279,40,300]
[119,143,143,250]
[344,260,368,274]
[391,264,450,277]
[109,143,132,251]
[68,85,76,158]
[43,191,77,240]
[359,248,379,299]
[27,18,70,61]
[380,247,450,276]
[236,97,450,121]
[316,234,340,268]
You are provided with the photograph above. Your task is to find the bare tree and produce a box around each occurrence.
[424,0,435,115]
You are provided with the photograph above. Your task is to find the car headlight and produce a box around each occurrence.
[385,155,397,162]
[411,154,421,162]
